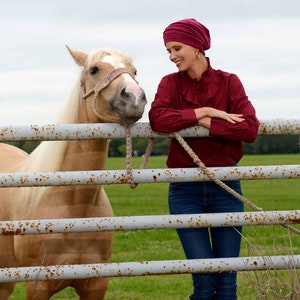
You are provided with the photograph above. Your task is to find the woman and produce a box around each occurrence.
[149,18,259,300]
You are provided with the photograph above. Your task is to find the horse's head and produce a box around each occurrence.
[67,46,147,125]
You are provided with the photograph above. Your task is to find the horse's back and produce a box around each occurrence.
[0,143,27,218]
[0,143,28,171]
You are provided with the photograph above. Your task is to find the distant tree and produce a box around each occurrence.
[108,139,125,157]
[151,138,170,155]
[243,135,299,154]
[6,135,299,157]
[6,141,40,153]
[108,138,170,157]
[132,138,150,156]
[22,141,40,153]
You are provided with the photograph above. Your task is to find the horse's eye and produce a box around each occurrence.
[131,67,137,76]
[90,67,99,75]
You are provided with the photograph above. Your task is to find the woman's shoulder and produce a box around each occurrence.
[158,72,183,87]
[161,71,181,80]
[210,64,240,81]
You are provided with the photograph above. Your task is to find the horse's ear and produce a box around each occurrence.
[66,45,88,66]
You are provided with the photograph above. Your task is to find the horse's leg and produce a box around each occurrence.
[26,281,52,300]
[0,236,17,299]
[26,280,72,300]
[0,283,16,300]
[73,278,109,300]
[26,278,109,299]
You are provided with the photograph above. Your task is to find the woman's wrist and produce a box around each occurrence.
[198,116,211,128]
[194,107,209,120]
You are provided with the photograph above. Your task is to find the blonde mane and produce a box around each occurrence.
[15,78,82,207]
[19,78,81,174]
[18,48,133,176]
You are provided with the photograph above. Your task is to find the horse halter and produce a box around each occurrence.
[81,67,135,99]
[80,66,143,189]
[80,67,136,123]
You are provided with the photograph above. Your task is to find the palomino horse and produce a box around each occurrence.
[0,47,146,299]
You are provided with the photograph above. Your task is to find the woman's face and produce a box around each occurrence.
[166,41,198,72]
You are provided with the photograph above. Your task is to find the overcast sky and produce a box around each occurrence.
[0,0,299,125]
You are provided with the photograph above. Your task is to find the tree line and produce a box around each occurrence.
[121,135,300,156]
[7,135,299,156]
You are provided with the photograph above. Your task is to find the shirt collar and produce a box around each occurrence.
[180,57,213,83]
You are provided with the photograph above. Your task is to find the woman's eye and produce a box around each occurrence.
[90,67,99,75]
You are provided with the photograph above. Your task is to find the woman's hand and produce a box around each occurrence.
[194,107,245,128]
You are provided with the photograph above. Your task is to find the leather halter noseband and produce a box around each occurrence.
[81,67,135,99]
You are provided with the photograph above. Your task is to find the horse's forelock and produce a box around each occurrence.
[86,48,133,69]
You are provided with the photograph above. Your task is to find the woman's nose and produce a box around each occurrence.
[169,52,176,62]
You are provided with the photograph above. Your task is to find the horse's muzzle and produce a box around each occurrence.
[113,88,147,124]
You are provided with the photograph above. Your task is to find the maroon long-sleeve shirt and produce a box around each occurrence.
[149,59,260,168]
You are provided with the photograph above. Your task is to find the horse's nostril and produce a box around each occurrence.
[140,90,147,103]
[121,88,128,98]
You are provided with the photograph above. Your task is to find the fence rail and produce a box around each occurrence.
[0,119,299,284]
[1,211,299,236]
[0,255,299,283]
[0,119,299,141]
[0,165,299,188]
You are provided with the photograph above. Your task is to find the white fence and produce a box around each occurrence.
[0,119,299,283]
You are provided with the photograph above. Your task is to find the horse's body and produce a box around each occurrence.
[0,47,146,299]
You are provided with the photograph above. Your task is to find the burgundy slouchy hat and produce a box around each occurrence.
[163,18,210,54]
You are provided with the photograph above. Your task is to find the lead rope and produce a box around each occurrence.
[81,67,151,188]
[124,124,154,188]
[88,93,152,189]
[173,132,300,235]
[82,68,299,234]
[90,103,149,189]
[124,128,299,234]
[124,124,136,188]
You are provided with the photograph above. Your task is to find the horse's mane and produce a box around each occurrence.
[16,48,131,208]
[18,48,131,175]
[15,78,81,208]
[18,78,81,174]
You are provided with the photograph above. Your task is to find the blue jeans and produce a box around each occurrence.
[168,181,244,300]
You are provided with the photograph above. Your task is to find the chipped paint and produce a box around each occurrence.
[0,119,299,141]
[0,120,299,283]
[0,165,299,187]
[0,255,299,282]
[0,211,299,235]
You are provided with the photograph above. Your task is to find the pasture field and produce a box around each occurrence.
[11,154,300,299]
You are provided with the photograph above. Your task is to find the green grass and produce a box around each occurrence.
[10,154,300,299]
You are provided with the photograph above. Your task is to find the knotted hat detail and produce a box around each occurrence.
[163,18,211,54]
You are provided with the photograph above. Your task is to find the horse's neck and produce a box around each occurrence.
[60,139,109,171]
[60,100,110,171]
